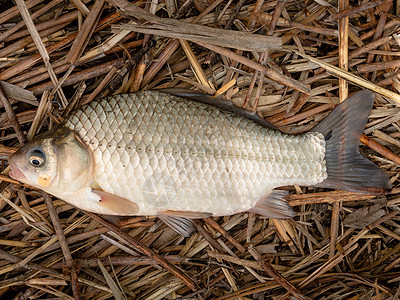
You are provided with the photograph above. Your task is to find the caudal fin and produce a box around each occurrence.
[312,90,391,195]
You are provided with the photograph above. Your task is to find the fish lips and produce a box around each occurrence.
[8,159,27,182]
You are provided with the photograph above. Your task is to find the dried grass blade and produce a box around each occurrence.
[97,260,126,300]
[272,219,297,254]
[179,39,215,91]
[114,23,282,52]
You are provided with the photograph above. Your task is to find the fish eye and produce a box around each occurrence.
[29,149,45,167]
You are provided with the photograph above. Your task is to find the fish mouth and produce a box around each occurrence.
[8,160,26,182]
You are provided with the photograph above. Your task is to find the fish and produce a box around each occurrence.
[8,89,392,236]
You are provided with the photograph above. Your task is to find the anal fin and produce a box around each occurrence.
[249,190,296,219]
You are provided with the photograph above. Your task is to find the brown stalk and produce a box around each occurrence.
[273,103,333,127]
[51,255,220,269]
[62,81,86,118]
[85,67,117,104]
[114,21,282,52]
[335,0,384,19]
[129,56,146,92]
[23,227,110,256]
[289,21,337,37]
[329,0,349,268]
[26,91,50,141]
[256,11,338,37]
[244,0,287,112]
[203,217,245,253]
[267,93,310,124]
[191,219,225,253]
[291,49,400,104]
[356,242,400,273]
[286,190,376,206]
[360,134,400,165]
[141,40,180,89]
[267,0,287,36]
[0,145,18,156]
[349,36,392,59]
[329,202,340,260]
[70,0,90,16]
[280,6,329,44]
[358,59,400,73]
[10,38,140,88]
[192,0,225,23]
[110,0,242,90]
[360,18,400,40]
[179,39,215,91]
[0,175,23,185]
[12,60,70,87]
[66,0,105,64]
[0,248,59,276]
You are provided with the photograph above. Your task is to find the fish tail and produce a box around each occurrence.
[312,90,392,195]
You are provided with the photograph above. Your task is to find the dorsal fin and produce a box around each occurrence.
[158,88,278,131]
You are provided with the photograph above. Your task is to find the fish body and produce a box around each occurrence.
[9,90,391,231]
[63,91,326,216]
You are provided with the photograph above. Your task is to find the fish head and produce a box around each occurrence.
[9,126,93,196]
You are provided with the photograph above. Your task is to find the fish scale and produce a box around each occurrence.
[64,90,327,216]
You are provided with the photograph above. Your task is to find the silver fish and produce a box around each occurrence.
[8,89,391,235]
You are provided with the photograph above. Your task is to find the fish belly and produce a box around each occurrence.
[65,91,327,216]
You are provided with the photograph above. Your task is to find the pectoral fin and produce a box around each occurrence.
[249,190,296,219]
[92,190,139,215]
